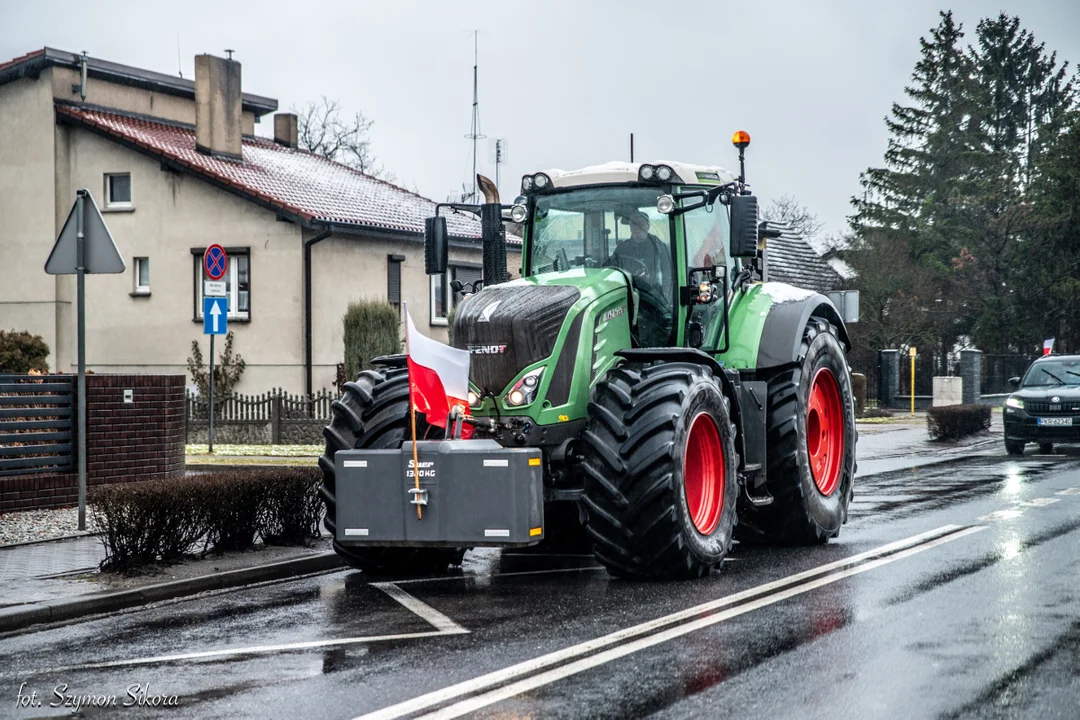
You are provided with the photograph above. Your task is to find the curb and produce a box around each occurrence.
[0,532,94,550]
[0,551,346,634]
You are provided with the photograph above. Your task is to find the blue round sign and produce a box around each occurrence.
[204,244,228,280]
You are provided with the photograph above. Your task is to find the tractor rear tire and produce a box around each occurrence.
[580,362,739,580]
[320,366,466,576]
[738,318,857,545]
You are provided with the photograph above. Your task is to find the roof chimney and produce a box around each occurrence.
[194,53,242,159]
[274,113,298,149]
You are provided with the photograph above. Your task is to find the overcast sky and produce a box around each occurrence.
[4,0,1079,239]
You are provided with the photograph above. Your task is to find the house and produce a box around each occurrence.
[763,229,844,293]
[0,48,520,396]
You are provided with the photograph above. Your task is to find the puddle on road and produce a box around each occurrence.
[850,457,1080,522]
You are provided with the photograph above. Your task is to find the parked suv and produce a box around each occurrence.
[1003,355,1080,455]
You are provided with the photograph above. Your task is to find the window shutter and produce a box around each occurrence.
[387,255,404,307]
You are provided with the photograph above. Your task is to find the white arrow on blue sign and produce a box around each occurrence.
[203,297,228,335]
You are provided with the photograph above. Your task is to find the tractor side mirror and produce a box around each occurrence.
[729,194,759,258]
[424,216,448,275]
[1008,376,1021,388]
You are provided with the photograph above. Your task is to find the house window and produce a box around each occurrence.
[106,173,132,207]
[132,257,150,295]
[387,255,404,308]
[430,264,482,325]
[194,249,250,320]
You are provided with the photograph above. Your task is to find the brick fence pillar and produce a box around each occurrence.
[878,349,899,408]
[960,349,982,405]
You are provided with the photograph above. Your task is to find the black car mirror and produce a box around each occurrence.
[1008,376,1021,388]
[424,216,448,275]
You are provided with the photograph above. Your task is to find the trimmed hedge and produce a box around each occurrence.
[0,329,49,373]
[90,467,322,570]
[343,300,401,381]
[927,403,992,441]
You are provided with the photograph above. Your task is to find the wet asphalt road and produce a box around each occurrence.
[4,448,1080,719]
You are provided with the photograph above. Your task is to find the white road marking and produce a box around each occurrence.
[416,526,987,720]
[26,583,467,675]
[374,583,468,634]
[1019,497,1061,508]
[30,630,459,674]
[978,509,1024,522]
[354,524,973,720]
[1055,488,1080,496]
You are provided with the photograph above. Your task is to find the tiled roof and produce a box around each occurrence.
[55,104,518,244]
[765,231,843,293]
[0,48,44,74]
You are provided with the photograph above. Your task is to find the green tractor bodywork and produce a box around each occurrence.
[322,143,857,579]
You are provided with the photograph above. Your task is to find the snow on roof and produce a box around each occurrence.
[537,161,737,189]
[55,104,520,245]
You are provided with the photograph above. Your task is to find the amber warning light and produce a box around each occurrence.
[732,130,751,149]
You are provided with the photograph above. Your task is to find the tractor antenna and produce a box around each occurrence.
[630,132,634,162]
[464,31,486,203]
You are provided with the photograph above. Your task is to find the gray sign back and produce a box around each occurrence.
[45,190,125,274]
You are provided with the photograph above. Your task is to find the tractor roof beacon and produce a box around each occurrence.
[320,131,858,579]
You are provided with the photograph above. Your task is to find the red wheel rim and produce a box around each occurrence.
[684,412,725,535]
[807,367,844,496]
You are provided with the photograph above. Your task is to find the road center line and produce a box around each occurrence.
[416,525,986,720]
[354,524,972,720]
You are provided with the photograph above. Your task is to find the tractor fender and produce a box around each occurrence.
[755,293,850,370]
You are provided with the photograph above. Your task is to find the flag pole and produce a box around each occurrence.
[403,302,422,520]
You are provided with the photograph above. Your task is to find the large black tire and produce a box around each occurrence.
[738,318,857,545]
[1038,442,1054,455]
[320,367,465,576]
[580,362,739,579]
[1004,439,1025,456]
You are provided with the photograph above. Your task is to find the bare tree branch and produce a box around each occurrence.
[293,96,396,183]
[763,194,825,240]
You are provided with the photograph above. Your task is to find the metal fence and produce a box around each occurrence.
[982,354,1039,396]
[0,374,75,477]
[899,352,955,398]
[185,388,336,421]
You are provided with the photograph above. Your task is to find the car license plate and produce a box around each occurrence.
[1037,417,1072,427]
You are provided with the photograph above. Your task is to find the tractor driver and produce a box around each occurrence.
[607,209,674,346]
[608,209,673,299]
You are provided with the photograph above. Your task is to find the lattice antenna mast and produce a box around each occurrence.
[464,31,486,203]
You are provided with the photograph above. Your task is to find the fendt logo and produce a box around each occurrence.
[468,344,508,355]
[478,301,501,322]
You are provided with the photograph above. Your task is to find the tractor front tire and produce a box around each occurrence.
[320,366,465,576]
[580,362,738,580]
[738,318,857,545]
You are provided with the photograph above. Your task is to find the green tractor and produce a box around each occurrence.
[320,132,857,579]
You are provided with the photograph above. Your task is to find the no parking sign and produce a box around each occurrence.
[204,244,228,281]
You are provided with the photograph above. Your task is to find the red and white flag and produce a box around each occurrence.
[404,304,471,431]
[1044,338,1055,356]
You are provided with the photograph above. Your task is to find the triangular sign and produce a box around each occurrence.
[45,190,126,275]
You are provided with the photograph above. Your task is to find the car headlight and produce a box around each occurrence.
[505,367,544,407]
[1005,396,1023,409]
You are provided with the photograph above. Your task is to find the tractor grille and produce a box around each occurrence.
[1026,401,1080,414]
[453,285,580,394]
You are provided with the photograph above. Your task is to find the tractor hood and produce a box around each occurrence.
[452,269,630,400]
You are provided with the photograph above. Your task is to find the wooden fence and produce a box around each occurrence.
[185,388,337,445]
[0,374,75,477]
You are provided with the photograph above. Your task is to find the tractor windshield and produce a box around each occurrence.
[529,186,674,345]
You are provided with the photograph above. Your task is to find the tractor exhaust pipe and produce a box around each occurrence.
[477,174,508,286]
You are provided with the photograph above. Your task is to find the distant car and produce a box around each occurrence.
[1003,355,1080,455]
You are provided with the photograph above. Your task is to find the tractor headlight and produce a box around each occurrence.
[656,194,675,214]
[656,165,674,181]
[638,164,656,181]
[510,204,528,223]
[468,390,481,407]
[1005,396,1024,409]
[505,367,545,407]
[533,173,552,189]
[521,175,533,192]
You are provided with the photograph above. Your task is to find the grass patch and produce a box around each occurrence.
[186,444,322,457]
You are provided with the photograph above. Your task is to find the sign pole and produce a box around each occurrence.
[910,350,916,417]
[209,333,215,454]
[75,190,87,531]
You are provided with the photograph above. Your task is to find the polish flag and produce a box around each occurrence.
[404,305,471,433]
[1044,338,1055,356]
